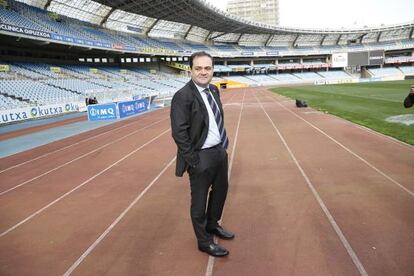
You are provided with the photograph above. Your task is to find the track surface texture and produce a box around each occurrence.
[0,87,413,276]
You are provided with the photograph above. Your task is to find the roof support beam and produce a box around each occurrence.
[292,34,300,47]
[236,33,243,44]
[111,0,147,11]
[265,34,273,47]
[100,7,116,26]
[358,33,367,44]
[377,31,382,42]
[210,32,227,40]
[336,34,342,45]
[184,25,193,40]
[320,35,326,46]
[145,18,159,36]
[209,22,252,41]
[43,0,53,9]
[205,30,214,42]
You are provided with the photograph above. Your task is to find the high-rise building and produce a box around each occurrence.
[226,0,279,26]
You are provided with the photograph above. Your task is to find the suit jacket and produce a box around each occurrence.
[170,80,224,177]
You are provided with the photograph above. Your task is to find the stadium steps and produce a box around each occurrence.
[40,81,82,95]
[363,69,375,78]
[152,80,175,88]
[13,72,34,80]
[396,67,406,74]
[344,71,355,78]
[243,75,261,82]
[0,91,31,103]
[60,66,97,79]
[267,75,282,81]
[315,72,326,78]
[86,79,112,89]
[59,70,87,80]
[99,68,127,81]
[343,68,360,78]
[12,63,51,79]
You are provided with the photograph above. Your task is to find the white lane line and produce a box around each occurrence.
[254,93,368,276]
[206,91,246,276]
[63,92,239,276]
[0,110,168,174]
[265,93,414,198]
[0,129,170,238]
[0,118,168,196]
[62,156,176,276]
[0,116,139,173]
[266,90,414,151]
[336,115,414,151]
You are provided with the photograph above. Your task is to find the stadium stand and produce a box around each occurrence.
[399,66,414,76]
[0,0,413,123]
[293,72,325,81]
[368,67,405,77]
[245,74,278,85]
[0,1,412,55]
[318,70,354,80]
[269,74,300,82]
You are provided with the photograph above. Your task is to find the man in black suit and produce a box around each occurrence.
[403,85,414,108]
[170,52,234,257]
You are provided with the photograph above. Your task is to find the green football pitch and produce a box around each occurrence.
[271,80,414,145]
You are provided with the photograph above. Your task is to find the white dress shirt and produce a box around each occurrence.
[193,82,222,149]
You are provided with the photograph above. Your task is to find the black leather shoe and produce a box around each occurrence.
[207,226,235,240]
[198,243,229,257]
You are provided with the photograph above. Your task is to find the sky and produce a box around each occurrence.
[206,0,414,29]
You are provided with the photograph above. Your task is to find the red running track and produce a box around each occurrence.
[0,87,413,275]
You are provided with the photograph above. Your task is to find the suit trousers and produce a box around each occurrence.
[188,145,228,246]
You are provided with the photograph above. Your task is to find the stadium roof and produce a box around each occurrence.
[17,0,414,45]
[93,0,276,34]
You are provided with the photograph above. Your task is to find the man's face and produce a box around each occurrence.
[411,86,414,94]
[191,55,213,88]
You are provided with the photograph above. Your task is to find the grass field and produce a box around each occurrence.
[271,80,414,145]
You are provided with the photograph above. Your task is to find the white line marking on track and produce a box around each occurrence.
[206,91,246,276]
[0,129,170,238]
[0,110,169,174]
[0,118,168,196]
[0,118,138,173]
[265,93,414,198]
[255,93,369,276]
[266,89,414,151]
[337,115,414,151]
[62,156,176,276]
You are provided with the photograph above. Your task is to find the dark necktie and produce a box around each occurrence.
[203,88,229,149]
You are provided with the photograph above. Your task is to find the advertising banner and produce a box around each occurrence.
[50,66,61,73]
[87,103,117,121]
[0,102,80,124]
[0,64,9,72]
[165,62,190,71]
[331,53,348,67]
[266,51,279,56]
[0,23,51,38]
[118,99,148,119]
[50,33,112,49]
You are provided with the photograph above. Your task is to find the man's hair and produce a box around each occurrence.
[189,51,213,69]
